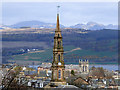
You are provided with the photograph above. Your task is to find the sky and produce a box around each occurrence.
[2,2,118,26]
[2,0,119,2]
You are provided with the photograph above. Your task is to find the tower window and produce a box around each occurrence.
[58,41,61,48]
[58,41,59,47]
[58,70,61,79]
[83,66,84,72]
[58,55,60,62]
[58,34,60,37]
[58,41,60,48]
[85,66,87,72]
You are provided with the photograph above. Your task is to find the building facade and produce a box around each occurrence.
[51,7,65,83]
[79,59,89,73]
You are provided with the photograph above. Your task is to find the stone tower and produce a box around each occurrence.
[79,59,89,73]
[51,6,66,83]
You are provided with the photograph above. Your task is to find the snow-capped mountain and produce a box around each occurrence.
[105,24,118,29]
[8,20,65,29]
[1,21,117,30]
[70,22,118,30]
[0,25,11,29]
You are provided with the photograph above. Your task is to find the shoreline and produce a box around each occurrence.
[65,63,118,65]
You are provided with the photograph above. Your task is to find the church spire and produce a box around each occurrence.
[57,5,60,14]
[51,6,65,83]
[56,6,60,31]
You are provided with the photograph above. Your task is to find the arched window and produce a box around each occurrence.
[58,34,60,37]
[58,70,61,79]
[58,54,60,62]
[58,41,60,47]
[58,41,60,48]
[85,66,87,72]
[83,66,84,72]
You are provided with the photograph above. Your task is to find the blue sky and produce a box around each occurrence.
[2,2,118,26]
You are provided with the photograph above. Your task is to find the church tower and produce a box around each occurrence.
[79,59,89,74]
[51,6,65,83]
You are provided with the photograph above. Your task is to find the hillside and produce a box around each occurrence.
[2,29,118,64]
[10,46,117,64]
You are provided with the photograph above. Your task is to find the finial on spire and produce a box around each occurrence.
[57,5,60,14]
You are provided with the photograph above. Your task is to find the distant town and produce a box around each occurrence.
[0,61,119,89]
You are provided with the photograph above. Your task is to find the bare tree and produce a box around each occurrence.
[89,67,105,78]
[1,65,28,90]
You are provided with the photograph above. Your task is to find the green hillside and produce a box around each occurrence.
[11,45,117,64]
[2,29,118,64]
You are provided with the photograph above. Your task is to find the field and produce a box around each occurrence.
[10,45,117,64]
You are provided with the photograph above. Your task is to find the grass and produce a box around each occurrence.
[11,45,117,63]
[65,49,116,57]
[12,49,53,61]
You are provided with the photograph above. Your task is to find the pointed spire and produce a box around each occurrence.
[57,5,60,14]
[56,6,60,31]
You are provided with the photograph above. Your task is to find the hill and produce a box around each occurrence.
[10,46,117,64]
[8,20,65,29]
[3,21,118,30]
[2,29,118,64]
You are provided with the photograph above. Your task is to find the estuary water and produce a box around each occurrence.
[29,64,119,71]
[90,64,119,71]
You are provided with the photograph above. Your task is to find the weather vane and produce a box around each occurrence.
[57,5,60,14]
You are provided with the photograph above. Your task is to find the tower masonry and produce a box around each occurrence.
[79,59,89,74]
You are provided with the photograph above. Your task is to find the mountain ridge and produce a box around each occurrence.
[1,21,118,30]
[70,22,117,30]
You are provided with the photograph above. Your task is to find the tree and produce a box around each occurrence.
[71,70,75,76]
[2,65,28,90]
[89,67,105,78]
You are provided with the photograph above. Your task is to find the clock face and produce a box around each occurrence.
[58,62,61,65]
